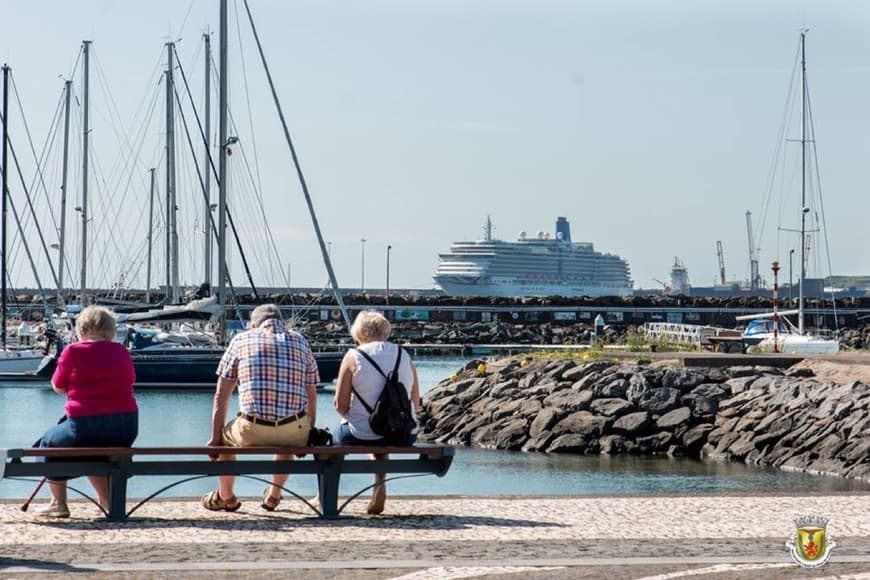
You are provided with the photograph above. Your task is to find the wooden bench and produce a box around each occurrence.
[1,444,454,521]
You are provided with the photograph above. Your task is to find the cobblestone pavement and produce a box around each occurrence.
[1,494,869,578]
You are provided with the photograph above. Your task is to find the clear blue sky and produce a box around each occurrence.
[2,0,869,293]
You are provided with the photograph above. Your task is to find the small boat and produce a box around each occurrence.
[735,31,839,356]
[738,310,839,355]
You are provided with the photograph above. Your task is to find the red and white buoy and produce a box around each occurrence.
[771,261,780,353]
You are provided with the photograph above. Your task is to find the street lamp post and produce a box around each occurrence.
[386,245,392,305]
[360,238,366,294]
[789,249,794,304]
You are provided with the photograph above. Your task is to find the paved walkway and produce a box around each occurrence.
[2,493,869,578]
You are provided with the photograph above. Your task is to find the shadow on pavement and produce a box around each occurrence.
[25,511,565,532]
[0,558,95,573]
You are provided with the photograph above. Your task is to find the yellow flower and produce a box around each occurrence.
[477,363,487,374]
[449,373,458,381]
[520,360,530,368]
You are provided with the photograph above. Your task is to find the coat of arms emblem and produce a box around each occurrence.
[785,515,836,568]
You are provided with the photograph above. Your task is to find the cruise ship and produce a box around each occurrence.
[433,217,633,297]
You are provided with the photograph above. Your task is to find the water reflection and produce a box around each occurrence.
[1,357,867,500]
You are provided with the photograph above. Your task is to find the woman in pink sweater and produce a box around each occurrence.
[33,306,138,518]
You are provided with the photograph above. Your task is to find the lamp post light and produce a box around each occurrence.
[789,248,794,305]
[360,238,366,294]
[386,244,392,305]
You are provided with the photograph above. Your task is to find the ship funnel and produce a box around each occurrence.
[555,216,571,242]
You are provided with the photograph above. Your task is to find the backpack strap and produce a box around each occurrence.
[353,347,388,380]
[350,347,386,414]
[391,347,403,378]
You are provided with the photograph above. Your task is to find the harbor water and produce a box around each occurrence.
[1,357,867,501]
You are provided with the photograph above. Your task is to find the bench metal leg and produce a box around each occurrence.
[316,456,344,518]
[108,460,130,522]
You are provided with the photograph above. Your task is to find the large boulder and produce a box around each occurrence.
[635,387,681,414]
[612,411,652,435]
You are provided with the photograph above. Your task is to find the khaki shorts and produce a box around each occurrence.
[223,413,311,447]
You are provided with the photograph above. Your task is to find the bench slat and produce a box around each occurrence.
[8,444,450,459]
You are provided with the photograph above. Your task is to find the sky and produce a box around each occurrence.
[1,0,869,294]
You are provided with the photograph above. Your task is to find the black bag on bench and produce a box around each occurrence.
[307,426,333,446]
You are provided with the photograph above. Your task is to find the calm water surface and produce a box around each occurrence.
[1,357,866,499]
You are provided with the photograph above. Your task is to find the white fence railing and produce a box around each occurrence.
[642,323,738,347]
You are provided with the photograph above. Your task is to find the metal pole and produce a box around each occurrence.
[798,30,807,335]
[360,238,366,294]
[772,261,780,353]
[788,249,794,305]
[386,244,391,304]
[1,64,9,349]
[203,32,212,289]
[146,168,155,303]
[217,0,229,337]
[58,80,72,305]
[80,41,91,306]
[165,42,179,304]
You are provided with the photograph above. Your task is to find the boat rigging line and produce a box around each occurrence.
[241,0,352,329]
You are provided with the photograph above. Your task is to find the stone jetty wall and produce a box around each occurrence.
[418,357,870,481]
[298,320,870,350]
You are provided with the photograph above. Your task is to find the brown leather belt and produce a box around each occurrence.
[239,410,306,427]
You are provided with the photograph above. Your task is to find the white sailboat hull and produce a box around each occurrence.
[755,334,840,355]
[0,349,44,373]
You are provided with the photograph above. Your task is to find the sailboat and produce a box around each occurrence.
[122,1,347,387]
[0,64,58,377]
[736,31,839,356]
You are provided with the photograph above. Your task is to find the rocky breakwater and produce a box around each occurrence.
[418,357,870,481]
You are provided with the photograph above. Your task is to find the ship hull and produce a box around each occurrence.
[434,276,633,298]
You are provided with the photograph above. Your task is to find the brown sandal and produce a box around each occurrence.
[261,488,281,511]
[201,490,241,512]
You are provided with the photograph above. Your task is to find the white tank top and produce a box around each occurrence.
[346,341,418,440]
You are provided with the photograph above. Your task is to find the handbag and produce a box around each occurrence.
[307,426,333,447]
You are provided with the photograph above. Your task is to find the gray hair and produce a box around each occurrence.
[251,303,282,328]
[350,310,391,343]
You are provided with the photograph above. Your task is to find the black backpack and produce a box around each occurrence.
[352,347,416,444]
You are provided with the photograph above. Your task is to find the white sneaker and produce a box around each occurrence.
[34,503,70,518]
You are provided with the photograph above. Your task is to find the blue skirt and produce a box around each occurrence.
[36,412,139,448]
[35,412,138,481]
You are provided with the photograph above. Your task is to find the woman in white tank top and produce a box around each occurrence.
[334,310,420,514]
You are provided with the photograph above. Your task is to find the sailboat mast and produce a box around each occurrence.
[146,167,156,303]
[1,64,9,349]
[798,29,807,335]
[240,0,352,327]
[217,0,229,329]
[80,40,91,306]
[165,42,179,304]
[58,79,72,305]
[203,32,213,290]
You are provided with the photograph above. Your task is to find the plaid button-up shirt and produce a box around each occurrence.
[217,318,319,421]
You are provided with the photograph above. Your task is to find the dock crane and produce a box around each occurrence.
[716,241,726,285]
[745,211,761,290]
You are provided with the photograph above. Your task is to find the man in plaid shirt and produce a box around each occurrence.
[202,303,319,512]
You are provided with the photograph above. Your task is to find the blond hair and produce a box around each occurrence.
[350,310,391,343]
[76,306,117,341]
